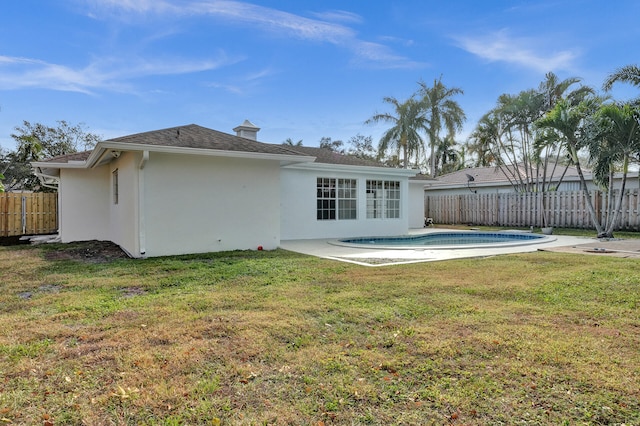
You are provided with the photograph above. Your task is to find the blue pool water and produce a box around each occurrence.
[339,231,546,248]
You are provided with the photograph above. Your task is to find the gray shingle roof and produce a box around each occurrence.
[108,124,301,156]
[40,124,398,170]
[409,173,434,181]
[436,164,585,185]
[284,146,387,167]
[44,151,91,163]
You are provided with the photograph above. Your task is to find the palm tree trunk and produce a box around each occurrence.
[570,144,604,235]
[429,132,437,177]
[401,133,408,168]
[604,155,629,237]
[605,169,614,229]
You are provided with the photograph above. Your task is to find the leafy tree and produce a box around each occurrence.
[2,120,101,191]
[366,96,428,168]
[12,120,99,159]
[345,134,377,161]
[318,137,344,153]
[1,149,39,192]
[417,77,466,177]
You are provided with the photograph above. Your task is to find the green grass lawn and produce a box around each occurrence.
[1,242,639,425]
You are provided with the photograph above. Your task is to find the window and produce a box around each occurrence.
[337,179,357,219]
[366,180,383,219]
[317,178,357,220]
[366,180,400,219]
[317,178,335,220]
[385,180,400,218]
[112,169,119,205]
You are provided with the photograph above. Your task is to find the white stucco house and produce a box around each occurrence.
[32,121,423,258]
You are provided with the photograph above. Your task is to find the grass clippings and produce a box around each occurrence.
[1,242,639,425]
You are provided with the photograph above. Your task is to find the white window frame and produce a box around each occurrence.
[317,177,357,221]
[366,180,400,219]
[112,169,119,205]
[337,179,357,220]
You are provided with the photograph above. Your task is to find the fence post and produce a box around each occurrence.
[21,196,26,235]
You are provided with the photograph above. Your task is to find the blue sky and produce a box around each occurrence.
[1,0,639,153]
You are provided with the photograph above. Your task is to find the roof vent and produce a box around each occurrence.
[233,119,260,141]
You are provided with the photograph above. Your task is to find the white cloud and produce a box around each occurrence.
[86,0,421,69]
[310,10,363,24]
[189,1,356,44]
[350,41,423,69]
[83,0,177,14]
[0,56,96,93]
[378,35,415,47]
[206,66,275,95]
[454,29,579,72]
[0,53,238,94]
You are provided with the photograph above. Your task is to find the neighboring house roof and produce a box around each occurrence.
[430,163,589,189]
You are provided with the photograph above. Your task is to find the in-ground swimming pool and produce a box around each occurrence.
[336,231,552,250]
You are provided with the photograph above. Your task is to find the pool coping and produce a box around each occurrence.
[280,228,595,267]
[329,230,556,251]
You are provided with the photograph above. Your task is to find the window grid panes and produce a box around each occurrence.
[366,180,400,219]
[317,178,357,220]
[366,180,383,219]
[337,179,357,220]
[317,178,336,220]
[385,181,400,218]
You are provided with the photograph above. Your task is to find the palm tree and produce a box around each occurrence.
[466,113,500,167]
[535,98,605,235]
[603,64,640,109]
[603,64,640,92]
[539,71,595,110]
[586,103,640,236]
[531,73,598,226]
[417,77,466,177]
[282,138,303,146]
[472,92,542,192]
[436,135,463,174]
[366,96,428,168]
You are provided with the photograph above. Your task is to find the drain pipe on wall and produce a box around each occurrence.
[138,150,149,256]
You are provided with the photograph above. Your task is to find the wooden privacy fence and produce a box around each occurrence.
[425,189,640,231]
[0,192,58,237]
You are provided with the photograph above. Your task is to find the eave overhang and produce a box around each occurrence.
[32,142,316,171]
[282,161,419,178]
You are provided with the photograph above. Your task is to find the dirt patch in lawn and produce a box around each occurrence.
[43,240,131,263]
